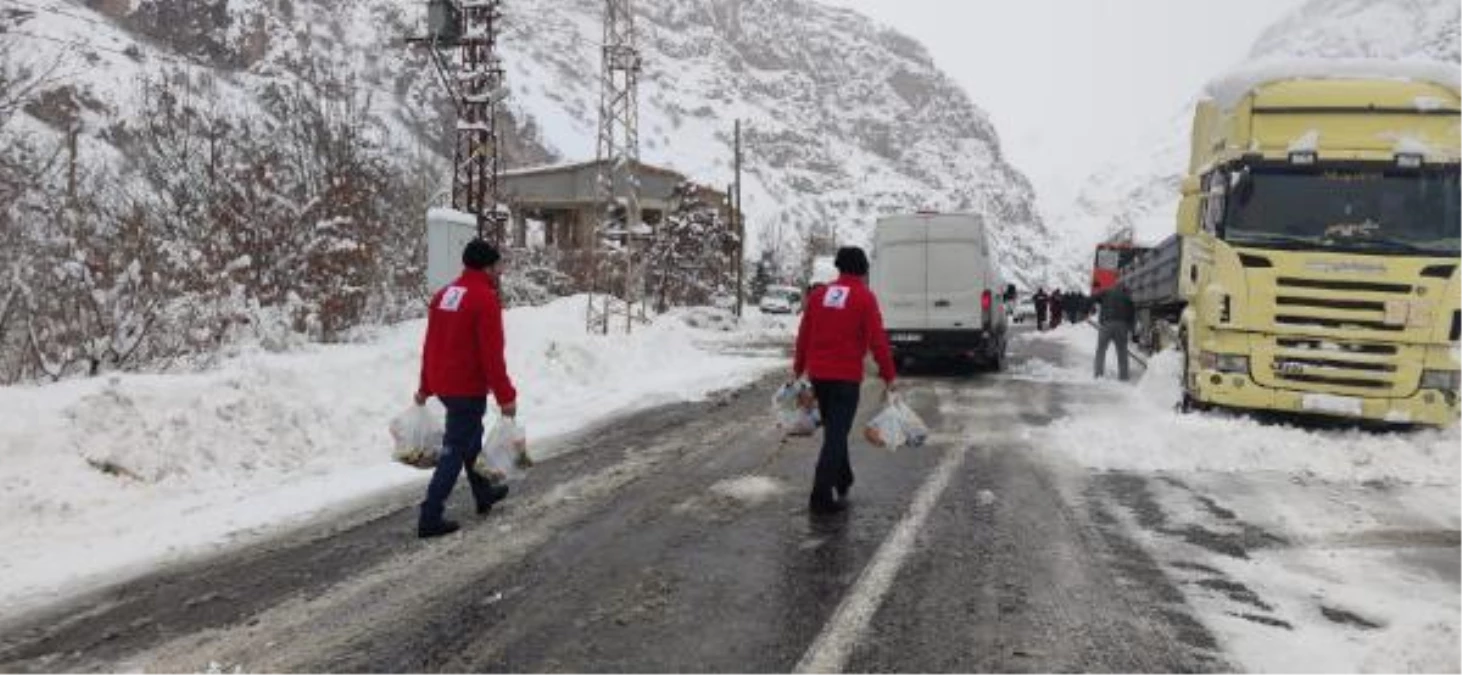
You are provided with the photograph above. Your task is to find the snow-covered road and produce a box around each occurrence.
[0,322,1455,673]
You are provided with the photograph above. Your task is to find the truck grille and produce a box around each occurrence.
[1271,277,1415,335]
[1261,337,1415,397]
[1276,277,1413,294]
[1254,277,1427,396]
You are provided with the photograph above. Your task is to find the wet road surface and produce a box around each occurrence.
[0,329,1230,673]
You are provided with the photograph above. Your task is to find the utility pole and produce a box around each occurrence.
[587,0,645,334]
[733,120,744,318]
[410,0,508,242]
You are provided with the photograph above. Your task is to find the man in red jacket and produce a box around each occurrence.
[793,247,898,514]
[413,239,518,538]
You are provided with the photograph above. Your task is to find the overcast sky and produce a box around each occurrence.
[820,0,1304,208]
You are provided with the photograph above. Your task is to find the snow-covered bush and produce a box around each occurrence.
[0,68,441,383]
[647,182,739,312]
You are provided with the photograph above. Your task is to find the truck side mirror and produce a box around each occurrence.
[1176,194,1200,237]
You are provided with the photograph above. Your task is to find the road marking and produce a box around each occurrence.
[794,441,970,674]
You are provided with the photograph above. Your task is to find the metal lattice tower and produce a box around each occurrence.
[586,0,645,334]
[453,1,507,242]
[414,0,508,242]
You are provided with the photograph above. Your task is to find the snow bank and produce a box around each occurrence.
[1041,325,1460,673]
[1204,58,1461,110]
[0,297,789,614]
[1041,326,1461,485]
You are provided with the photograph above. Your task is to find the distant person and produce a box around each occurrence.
[792,247,898,515]
[1033,287,1049,331]
[1064,290,1083,324]
[1049,290,1064,329]
[414,239,517,539]
[1094,281,1137,382]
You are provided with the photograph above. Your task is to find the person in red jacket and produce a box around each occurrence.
[793,247,898,514]
[413,239,518,538]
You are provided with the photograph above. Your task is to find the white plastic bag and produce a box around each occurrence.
[474,417,530,482]
[389,405,443,469]
[863,396,928,451]
[773,380,820,436]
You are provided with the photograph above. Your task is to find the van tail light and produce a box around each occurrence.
[981,290,992,311]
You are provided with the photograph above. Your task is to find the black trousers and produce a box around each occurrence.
[811,380,861,499]
[420,396,498,525]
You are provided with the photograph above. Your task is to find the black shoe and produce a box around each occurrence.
[809,494,846,515]
[418,519,460,539]
[835,478,854,501]
[476,483,510,515]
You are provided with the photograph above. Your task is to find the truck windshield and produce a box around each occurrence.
[1223,166,1461,256]
[1094,247,1138,270]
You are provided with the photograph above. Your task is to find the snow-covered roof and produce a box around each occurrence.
[501,158,684,179]
[1202,58,1461,109]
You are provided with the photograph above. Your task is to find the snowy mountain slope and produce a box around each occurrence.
[500,0,1056,283]
[1049,0,1461,269]
[5,0,1057,285]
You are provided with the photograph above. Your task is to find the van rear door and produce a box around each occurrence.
[872,218,928,331]
[925,216,986,331]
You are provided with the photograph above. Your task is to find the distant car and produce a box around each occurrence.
[759,286,803,315]
[1012,297,1037,324]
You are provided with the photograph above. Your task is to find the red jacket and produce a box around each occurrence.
[794,275,897,384]
[418,269,518,405]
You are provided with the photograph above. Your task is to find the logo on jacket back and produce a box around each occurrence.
[823,286,850,309]
[441,286,467,312]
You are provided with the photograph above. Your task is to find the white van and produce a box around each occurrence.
[871,212,1011,371]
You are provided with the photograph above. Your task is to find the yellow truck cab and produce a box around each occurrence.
[1132,59,1460,426]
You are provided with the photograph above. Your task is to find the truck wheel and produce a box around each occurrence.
[1178,330,1202,413]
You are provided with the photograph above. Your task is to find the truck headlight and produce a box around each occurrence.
[1201,352,1249,374]
[1420,370,1460,393]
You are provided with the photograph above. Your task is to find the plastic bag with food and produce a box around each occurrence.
[895,398,930,448]
[473,417,530,482]
[863,395,927,451]
[774,380,820,436]
[787,406,821,437]
[389,405,443,469]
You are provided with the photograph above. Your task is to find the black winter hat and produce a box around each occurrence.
[834,246,869,276]
[462,239,501,270]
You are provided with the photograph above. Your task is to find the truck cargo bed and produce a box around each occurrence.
[1123,234,1182,308]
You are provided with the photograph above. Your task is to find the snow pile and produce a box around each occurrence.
[709,475,786,505]
[0,297,785,613]
[1003,327,1101,384]
[1041,326,1461,485]
[1051,387,1459,485]
[1041,324,1459,672]
[1357,614,1460,673]
[1133,348,1184,409]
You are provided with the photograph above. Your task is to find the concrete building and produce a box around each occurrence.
[501,159,725,249]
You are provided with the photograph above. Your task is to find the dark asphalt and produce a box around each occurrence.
[0,328,1230,673]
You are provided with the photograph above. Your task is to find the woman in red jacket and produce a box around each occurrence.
[413,239,518,538]
[793,247,898,514]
